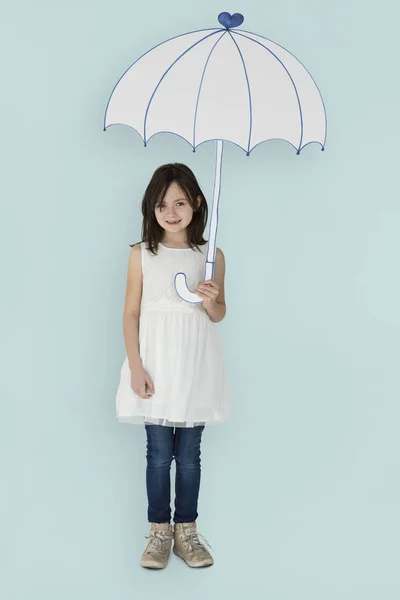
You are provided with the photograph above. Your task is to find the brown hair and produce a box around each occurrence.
[129,163,208,255]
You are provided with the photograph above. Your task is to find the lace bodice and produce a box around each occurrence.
[140,242,208,314]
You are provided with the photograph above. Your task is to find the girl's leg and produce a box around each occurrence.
[173,425,205,523]
[145,424,174,523]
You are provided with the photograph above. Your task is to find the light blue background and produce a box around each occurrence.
[2,0,400,598]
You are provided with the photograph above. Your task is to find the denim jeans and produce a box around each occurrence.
[144,423,205,523]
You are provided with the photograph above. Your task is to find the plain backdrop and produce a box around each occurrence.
[1,1,400,598]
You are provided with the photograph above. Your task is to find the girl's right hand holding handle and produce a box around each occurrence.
[130,361,155,399]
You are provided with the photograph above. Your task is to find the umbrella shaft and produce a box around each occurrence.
[206,140,224,269]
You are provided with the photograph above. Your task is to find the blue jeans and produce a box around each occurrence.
[144,424,205,523]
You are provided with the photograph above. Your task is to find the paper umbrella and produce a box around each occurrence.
[104,11,327,303]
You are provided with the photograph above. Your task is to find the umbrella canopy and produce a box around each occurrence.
[104,14,326,154]
[104,12,327,302]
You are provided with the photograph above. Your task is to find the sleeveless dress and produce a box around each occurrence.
[116,241,232,428]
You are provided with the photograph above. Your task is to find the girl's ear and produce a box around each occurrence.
[196,195,202,210]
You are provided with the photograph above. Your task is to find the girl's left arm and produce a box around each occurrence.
[196,247,227,323]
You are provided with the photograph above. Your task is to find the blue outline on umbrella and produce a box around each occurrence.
[104,12,327,304]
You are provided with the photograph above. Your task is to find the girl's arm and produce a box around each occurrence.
[122,244,143,369]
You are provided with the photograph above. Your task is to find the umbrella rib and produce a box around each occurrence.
[236,29,327,149]
[143,29,224,145]
[228,31,253,155]
[104,27,221,132]
[193,30,228,149]
[233,30,304,153]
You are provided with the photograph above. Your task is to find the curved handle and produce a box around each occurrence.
[174,261,215,304]
[174,272,203,304]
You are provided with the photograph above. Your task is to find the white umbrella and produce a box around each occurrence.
[104,12,327,303]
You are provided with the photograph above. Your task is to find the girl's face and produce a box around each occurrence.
[154,181,198,234]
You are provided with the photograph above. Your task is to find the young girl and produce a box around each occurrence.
[116,163,231,569]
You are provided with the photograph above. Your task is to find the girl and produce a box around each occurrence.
[116,163,231,569]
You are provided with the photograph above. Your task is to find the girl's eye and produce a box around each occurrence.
[158,202,185,209]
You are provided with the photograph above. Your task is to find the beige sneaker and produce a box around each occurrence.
[173,522,214,568]
[140,522,173,569]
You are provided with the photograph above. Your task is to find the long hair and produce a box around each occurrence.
[129,163,208,255]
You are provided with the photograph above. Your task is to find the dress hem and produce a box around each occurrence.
[116,414,231,427]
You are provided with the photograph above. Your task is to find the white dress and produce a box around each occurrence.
[116,241,232,428]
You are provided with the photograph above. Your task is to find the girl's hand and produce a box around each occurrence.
[130,364,155,399]
[195,279,220,311]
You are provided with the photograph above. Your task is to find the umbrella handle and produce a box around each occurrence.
[174,140,224,304]
[174,272,203,303]
[174,261,215,304]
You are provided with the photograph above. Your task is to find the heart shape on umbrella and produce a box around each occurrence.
[218,12,244,29]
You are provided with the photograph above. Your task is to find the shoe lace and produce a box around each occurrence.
[182,529,213,554]
[145,530,173,554]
